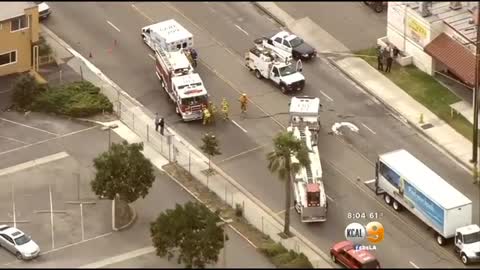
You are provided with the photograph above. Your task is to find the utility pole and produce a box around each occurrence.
[472,2,480,183]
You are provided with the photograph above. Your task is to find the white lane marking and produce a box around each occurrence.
[148,54,155,61]
[0,126,97,157]
[0,117,59,136]
[0,152,70,178]
[361,123,376,135]
[0,135,28,145]
[319,90,334,102]
[327,195,334,202]
[49,184,55,250]
[11,184,16,228]
[234,24,249,36]
[231,120,248,133]
[79,246,156,268]
[107,20,121,32]
[364,179,376,184]
[80,204,85,241]
[409,261,419,268]
[131,4,154,22]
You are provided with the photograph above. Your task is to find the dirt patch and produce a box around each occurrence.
[162,163,313,268]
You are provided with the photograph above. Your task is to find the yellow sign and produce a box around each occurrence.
[407,17,427,39]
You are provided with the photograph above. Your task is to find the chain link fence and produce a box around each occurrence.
[74,52,332,268]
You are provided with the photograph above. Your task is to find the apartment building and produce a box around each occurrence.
[0,2,40,77]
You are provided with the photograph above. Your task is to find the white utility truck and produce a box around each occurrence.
[142,19,194,52]
[290,125,328,222]
[289,96,322,132]
[375,149,480,265]
[154,48,208,121]
[245,38,305,94]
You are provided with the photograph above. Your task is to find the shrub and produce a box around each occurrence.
[31,80,113,117]
[272,250,296,266]
[283,252,313,268]
[38,35,53,56]
[259,242,287,257]
[11,74,45,109]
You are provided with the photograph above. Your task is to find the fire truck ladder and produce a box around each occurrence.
[156,48,173,71]
[299,129,314,184]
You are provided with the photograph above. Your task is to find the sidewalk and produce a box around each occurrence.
[40,24,333,268]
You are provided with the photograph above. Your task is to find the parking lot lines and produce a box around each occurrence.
[0,152,69,177]
[0,117,59,136]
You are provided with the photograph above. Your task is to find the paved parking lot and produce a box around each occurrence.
[0,111,115,264]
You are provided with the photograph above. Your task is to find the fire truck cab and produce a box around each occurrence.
[155,49,208,121]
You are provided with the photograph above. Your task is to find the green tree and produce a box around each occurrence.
[150,202,226,268]
[267,131,310,237]
[199,133,221,172]
[11,73,45,109]
[91,140,155,203]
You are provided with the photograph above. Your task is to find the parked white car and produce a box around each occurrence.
[37,2,51,20]
[0,225,40,260]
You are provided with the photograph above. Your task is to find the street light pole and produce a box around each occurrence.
[101,124,118,150]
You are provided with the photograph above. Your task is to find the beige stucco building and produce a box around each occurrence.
[0,2,39,77]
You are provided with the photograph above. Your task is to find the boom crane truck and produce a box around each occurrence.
[289,96,328,222]
[245,38,305,94]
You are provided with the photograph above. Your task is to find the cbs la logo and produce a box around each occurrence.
[345,222,384,250]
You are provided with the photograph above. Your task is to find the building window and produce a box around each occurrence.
[0,51,17,66]
[10,15,29,32]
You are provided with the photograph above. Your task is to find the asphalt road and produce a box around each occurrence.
[42,2,479,268]
[276,1,387,51]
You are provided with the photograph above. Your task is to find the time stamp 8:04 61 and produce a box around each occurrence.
[347,212,384,220]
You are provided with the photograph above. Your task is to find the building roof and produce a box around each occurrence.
[379,149,472,210]
[0,2,37,22]
[424,33,476,86]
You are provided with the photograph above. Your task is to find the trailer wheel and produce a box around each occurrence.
[255,70,263,79]
[374,3,384,13]
[383,194,392,205]
[461,253,469,265]
[280,84,288,94]
[392,200,402,211]
[436,233,446,246]
[330,252,337,263]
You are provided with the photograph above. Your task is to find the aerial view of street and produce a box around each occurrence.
[1,1,480,269]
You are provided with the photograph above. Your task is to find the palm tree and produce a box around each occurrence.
[267,130,310,237]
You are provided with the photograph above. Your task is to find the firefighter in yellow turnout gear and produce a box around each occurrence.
[221,98,229,120]
[239,93,248,113]
[202,105,211,125]
[208,101,217,123]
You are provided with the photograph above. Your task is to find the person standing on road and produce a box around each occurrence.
[376,45,384,71]
[155,113,160,132]
[296,59,303,72]
[202,105,211,125]
[239,93,248,113]
[159,117,165,135]
[382,45,390,72]
[221,98,230,120]
[385,45,394,73]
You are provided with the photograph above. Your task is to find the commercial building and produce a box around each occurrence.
[0,2,40,77]
[384,2,479,88]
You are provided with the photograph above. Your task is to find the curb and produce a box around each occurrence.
[327,57,476,176]
[252,2,287,27]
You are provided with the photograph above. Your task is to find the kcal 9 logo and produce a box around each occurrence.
[345,221,384,244]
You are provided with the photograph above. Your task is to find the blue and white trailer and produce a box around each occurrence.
[375,150,480,252]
